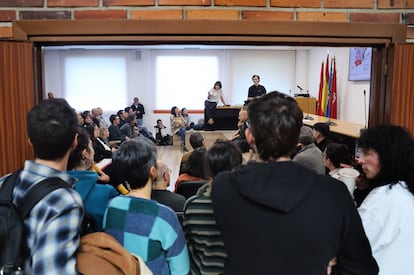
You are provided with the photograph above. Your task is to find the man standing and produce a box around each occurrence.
[0,99,84,274]
[131,97,145,127]
[212,91,378,275]
[246,74,266,104]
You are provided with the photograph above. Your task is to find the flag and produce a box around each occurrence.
[326,57,333,118]
[330,58,338,119]
[320,54,329,116]
[317,62,324,116]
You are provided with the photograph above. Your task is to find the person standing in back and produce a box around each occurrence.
[0,98,84,274]
[211,91,378,275]
[131,97,145,127]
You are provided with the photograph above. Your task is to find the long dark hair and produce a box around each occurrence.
[184,147,208,179]
[358,125,414,195]
[171,106,179,117]
[67,127,92,170]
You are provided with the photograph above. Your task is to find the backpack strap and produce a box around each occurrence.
[0,170,23,201]
[20,177,70,218]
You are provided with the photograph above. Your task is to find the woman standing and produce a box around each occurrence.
[205,81,227,129]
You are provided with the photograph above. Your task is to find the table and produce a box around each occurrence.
[303,114,366,156]
[303,114,364,138]
[205,105,241,130]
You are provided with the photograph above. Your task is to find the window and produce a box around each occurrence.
[154,53,220,110]
[63,51,128,112]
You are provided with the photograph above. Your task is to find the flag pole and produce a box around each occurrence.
[326,56,336,126]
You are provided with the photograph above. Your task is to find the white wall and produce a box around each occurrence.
[44,46,370,131]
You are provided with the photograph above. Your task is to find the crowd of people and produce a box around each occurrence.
[1,87,414,275]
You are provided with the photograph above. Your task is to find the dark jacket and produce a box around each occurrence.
[93,138,112,162]
[212,161,378,275]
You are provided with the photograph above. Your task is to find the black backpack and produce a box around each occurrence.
[0,171,69,275]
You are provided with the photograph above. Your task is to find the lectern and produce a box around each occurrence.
[295,97,316,115]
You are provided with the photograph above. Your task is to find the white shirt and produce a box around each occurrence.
[207,88,223,103]
[358,181,414,275]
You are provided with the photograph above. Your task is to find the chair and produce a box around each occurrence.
[175,180,208,199]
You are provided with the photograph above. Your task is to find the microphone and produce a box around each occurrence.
[297,85,303,91]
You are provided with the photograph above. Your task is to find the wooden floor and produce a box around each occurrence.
[156,130,235,190]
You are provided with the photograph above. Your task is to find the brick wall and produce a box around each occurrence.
[0,0,413,39]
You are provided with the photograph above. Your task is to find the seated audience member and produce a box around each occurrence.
[212,91,378,275]
[324,143,354,179]
[120,113,139,139]
[357,125,414,275]
[97,107,110,128]
[179,132,205,174]
[192,118,205,130]
[137,125,156,143]
[98,127,113,147]
[183,140,242,274]
[103,138,190,275]
[313,122,333,152]
[232,109,250,153]
[175,147,209,192]
[77,111,84,126]
[181,108,194,130]
[120,112,156,143]
[293,125,325,175]
[67,127,118,230]
[82,110,94,127]
[0,98,84,274]
[85,124,113,163]
[84,125,112,184]
[151,161,186,212]
[117,109,128,128]
[108,114,127,144]
[153,119,172,146]
[170,106,189,151]
[91,107,109,128]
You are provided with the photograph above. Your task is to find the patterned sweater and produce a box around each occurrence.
[183,184,227,275]
[103,195,189,275]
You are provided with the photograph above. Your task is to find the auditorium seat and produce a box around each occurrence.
[175,180,208,199]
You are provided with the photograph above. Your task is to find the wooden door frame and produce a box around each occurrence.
[12,20,407,126]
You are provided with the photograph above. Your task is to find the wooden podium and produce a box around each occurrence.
[295,97,316,115]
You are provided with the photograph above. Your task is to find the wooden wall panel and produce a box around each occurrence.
[390,44,414,135]
[0,41,35,176]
